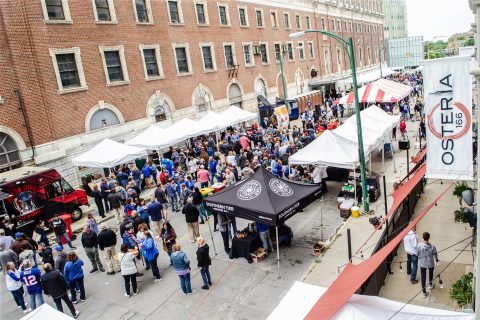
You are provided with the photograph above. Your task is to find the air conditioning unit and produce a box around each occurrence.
[253,45,261,55]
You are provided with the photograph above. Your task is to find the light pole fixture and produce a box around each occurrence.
[290,30,369,213]
[278,48,289,113]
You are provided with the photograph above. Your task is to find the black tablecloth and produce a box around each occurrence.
[229,233,262,263]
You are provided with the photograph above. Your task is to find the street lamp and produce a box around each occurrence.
[277,47,290,113]
[290,30,369,213]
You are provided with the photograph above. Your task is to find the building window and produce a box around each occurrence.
[168,1,182,24]
[94,0,110,21]
[228,83,242,108]
[90,108,121,131]
[99,45,130,85]
[331,19,335,31]
[337,20,341,32]
[223,44,235,67]
[287,42,294,61]
[283,13,290,29]
[259,43,269,64]
[133,0,153,23]
[344,21,348,32]
[321,18,326,30]
[298,42,304,60]
[41,0,72,23]
[308,41,314,59]
[194,2,209,25]
[336,47,343,72]
[323,48,331,73]
[255,9,263,27]
[306,16,311,29]
[0,133,21,171]
[270,11,277,28]
[139,44,164,80]
[295,15,300,29]
[49,47,87,93]
[274,43,281,62]
[199,43,217,72]
[238,7,248,27]
[154,106,167,122]
[243,43,253,67]
[172,44,192,75]
[218,4,229,26]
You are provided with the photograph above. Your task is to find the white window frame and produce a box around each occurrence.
[0,96,4,105]
[237,5,249,27]
[295,14,301,29]
[307,41,315,59]
[132,0,154,25]
[172,43,193,76]
[336,46,343,73]
[270,10,278,29]
[217,3,230,27]
[91,0,117,24]
[306,15,311,29]
[258,41,270,65]
[49,47,88,94]
[255,8,264,28]
[193,0,209,26]
[337,20,341,32]
[222,42,237,69]
[166,0,184,25]
[297,41,305,61]
[41,0,72,24]
[273,41,282,64]
[139,44,165,81]
[199,42,217,73]
[99,45,130,86]
[286,41,294,62]
[283,12,290,30]
[242,42,254,67]
[323,46,331,74]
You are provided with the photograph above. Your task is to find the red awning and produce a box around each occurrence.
[305,177,452,320]
[338,79,413,105]
[411,146,427,164]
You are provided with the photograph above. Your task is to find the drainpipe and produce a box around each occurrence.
[15,90,35,160]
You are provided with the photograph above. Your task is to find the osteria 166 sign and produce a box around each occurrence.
[422,55,473,180]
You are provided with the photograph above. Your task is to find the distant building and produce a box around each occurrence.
[382,0,408,39]
[385,36,424,68]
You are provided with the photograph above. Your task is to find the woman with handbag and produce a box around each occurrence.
[118,244,139,297]
[171,244,196,295]
[160,221,176,266]
[196,237,212,290]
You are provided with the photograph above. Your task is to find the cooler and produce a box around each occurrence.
[200,187,214,197]
[351,206,360,218]
[340,199,354,218]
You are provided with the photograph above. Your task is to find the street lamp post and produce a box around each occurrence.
[278,50,290,112]
[290,30,369,213]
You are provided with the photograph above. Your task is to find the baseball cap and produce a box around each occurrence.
[54,245,63,251]
[15,232,23,239]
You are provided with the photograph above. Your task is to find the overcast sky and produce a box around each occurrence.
[407,0,474,40]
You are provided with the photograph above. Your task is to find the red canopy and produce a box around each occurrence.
[339,79,413,105]
[411,146,427,164]
[305,180,452,320]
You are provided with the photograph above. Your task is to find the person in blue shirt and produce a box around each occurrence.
[141,231,161,281]
[63,251,86,304]
[185,176,195,191]
[131,166,142,191]
[256,222,273,257]
[165,181,179,212]
[209,156,217,184]
[142,164,153,189]
[147,197,163,235]
[136,199,150,229]
[20,260,44,309]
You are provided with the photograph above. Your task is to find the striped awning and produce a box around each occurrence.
[339,79,413,105]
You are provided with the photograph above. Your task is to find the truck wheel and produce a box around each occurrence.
[71,207,83,221]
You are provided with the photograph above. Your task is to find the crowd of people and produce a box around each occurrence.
[0,71,424,318]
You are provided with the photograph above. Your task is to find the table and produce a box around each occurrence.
[229,233,262,263]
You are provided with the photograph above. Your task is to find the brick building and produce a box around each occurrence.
[0,0,384,184]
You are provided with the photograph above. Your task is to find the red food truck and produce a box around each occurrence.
[0,166,88,233]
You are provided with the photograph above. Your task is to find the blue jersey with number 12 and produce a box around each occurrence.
[20,267,43,294]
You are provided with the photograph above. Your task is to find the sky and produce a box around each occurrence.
[407,0,474,40]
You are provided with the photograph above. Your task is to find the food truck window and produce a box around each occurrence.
[52,178,74,196]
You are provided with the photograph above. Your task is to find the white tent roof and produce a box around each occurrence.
[332,121,379,152]
[197,111,229,132]
[125,125,171,149]
[72,139,145,168]
[288,131,359,168]
[159,118,204,147]
[221,106,257,125]
[346,111,392,141]
[267,281,475,320]
[21,303,74,320]
[362,105,400,129]
[345,66,396,84]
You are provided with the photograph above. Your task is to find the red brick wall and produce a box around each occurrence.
[0,0,384,146]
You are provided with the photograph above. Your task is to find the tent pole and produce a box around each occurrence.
[382,144,385,173]
[392,145,397,173]
[205,211,218,255]
[320,196,324,241]
[368,154,371,176]
[74,167,80,189]
[276,226,280,278]
[353,164,357,206]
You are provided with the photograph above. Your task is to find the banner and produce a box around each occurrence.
[274,105,290,128]
[422,55,473,180]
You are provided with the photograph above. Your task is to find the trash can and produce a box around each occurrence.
[351,206,360,218]
[60,213,73,245]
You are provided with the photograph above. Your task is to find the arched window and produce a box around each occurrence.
[89,109,120,131]
[0,133,21,170]
[192,84,213,114]
[255,78,267,98]
[154,106,167,122]
[228,83,242,108]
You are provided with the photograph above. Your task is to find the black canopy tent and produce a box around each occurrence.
[204,167,322,276]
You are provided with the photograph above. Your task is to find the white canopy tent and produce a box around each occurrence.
[344,66,397,84]
[345,111,392,142]
[72,139,146,168]
[288,131,359,169]
[197,110,230,132]
[21,303,75,320]
[362,104,401,130]
[125,125,171,149]
[331,121,379,153]
[220,105,258,125]
[267,281,475,320]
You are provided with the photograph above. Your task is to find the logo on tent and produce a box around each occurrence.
[269,179,293,197]
[237,180,262,200]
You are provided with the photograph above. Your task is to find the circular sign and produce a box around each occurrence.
[237,180,262,200]
[269,179,293,197]
[427,101,471,140]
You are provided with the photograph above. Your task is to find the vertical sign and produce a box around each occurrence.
[422,55,473,180]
